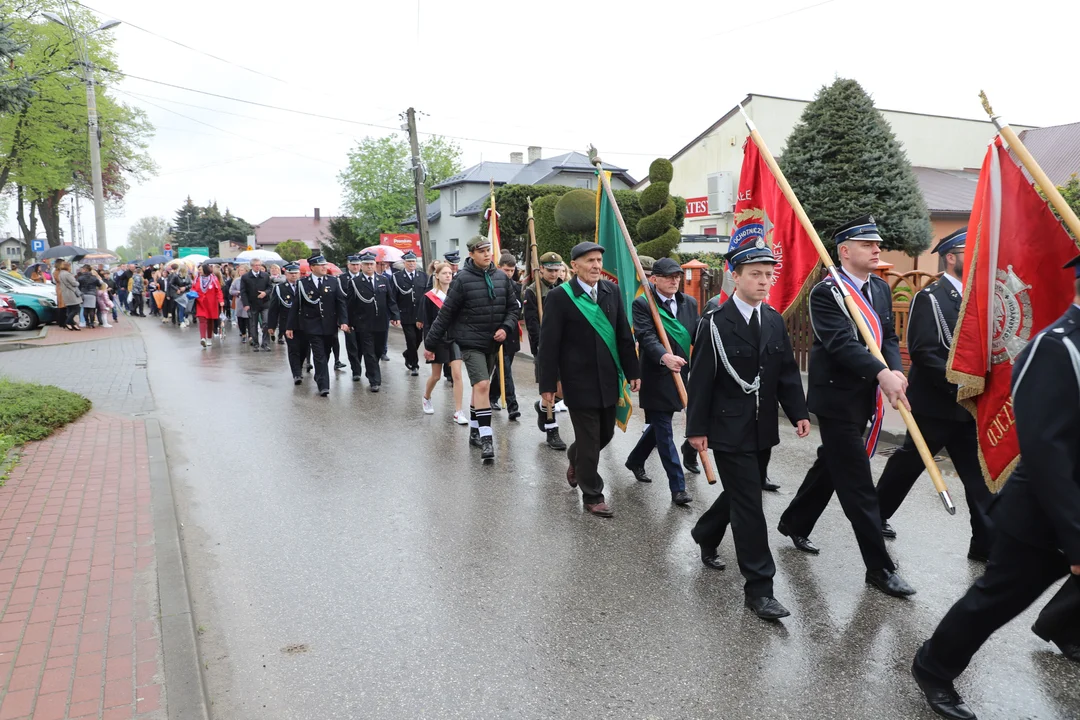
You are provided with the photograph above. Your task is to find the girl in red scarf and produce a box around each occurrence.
[194,264,224,348]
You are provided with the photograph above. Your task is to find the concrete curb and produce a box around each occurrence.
[0,324,47,352]
[145,418,212,720]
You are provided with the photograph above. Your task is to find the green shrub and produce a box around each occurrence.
[638,182,669,215]
[0,380,91,445]
[678,251,727,269]
[533,195,588,263]
[637,227,681,259]
[649,158,674,183]
[637,201,677,242]
[554,189,597,234]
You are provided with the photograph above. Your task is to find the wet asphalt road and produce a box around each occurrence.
[137,319,1080,720]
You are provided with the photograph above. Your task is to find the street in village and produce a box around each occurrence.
[1,318,1077,719]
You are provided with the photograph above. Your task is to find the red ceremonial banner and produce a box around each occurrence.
[947,138,1080,491]
[722,139,819,316]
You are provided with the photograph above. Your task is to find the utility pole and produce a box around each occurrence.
[405,107,433,263]
[83,61,107,250]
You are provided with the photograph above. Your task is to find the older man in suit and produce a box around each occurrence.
[623,257,698,504]
[538,242,640,518]
[687,241,810,620]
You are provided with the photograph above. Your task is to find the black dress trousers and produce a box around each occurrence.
[567,406,617,506]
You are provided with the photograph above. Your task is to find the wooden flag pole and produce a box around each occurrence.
[589,148,718,485]
[980,92,1080,241]
[490,180,507,407]
[526,197,555,424]
[736,105,955,514]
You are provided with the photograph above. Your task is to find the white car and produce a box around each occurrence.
[0,273,58,300]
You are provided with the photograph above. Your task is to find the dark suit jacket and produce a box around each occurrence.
[523,278,562,356]
[633,287,698,412]
[906,277,969,421]
[286,275,347,336]
[240,271,273,312]
[537,279,640,410]
[686,298,808,451]
[267,281,298,330]
[339,273,399,332]
[390,270,427,324]
[805,271,903,424]
[993,305,1080,562]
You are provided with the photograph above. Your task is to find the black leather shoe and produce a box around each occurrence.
[410,368,419,376]
[777,521,819,554]
[761,478,780,492]
[672,490,692,505]
[1032,624,1080,662]
[469,429,482,448]
[370,384,380,393]
[352,375,361,382]
[625,463,652,483]
[546,429,567,451]
[318,389,330,397]
[745,596,791,620]
[682,454,701,475]
[881,520,897,539]
[334,361,347,370]
[966,542,989,562]
[490,401,502,411]
[480,436,494,460]
[293,377,302,385]
[508,409,520,421]
[911,663,977,720]
[866,569,916,597]
[698,547,725,570]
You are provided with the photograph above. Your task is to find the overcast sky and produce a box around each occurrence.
[23,0,1080,250]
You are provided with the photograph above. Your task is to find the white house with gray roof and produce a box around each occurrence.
[403,147,636,260]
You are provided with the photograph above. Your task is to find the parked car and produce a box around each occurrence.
[1,289,57,330]
[0,273,56,300]
[0,296,19,331]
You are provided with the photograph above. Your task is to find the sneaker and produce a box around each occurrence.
[453,410,469,426]
[200,338,208,348]
[101,323,113,328]
[555,400,567,413]
[422,397,435,415]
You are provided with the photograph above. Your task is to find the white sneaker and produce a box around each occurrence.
[422,397,434,415]
[200,338,208,348]
[555,400,567,413]
[453,410,468,425]
[101,322,112,328]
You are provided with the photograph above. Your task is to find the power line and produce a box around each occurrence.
[72,0,288,83]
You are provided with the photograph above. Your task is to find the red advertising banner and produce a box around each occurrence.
[380,233,421,256]
[684,196,709,218]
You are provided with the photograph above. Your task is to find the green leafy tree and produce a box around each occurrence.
[321,216,364,267]
[339,134,462,238]
[169,198,253,248]
[0,3,155,246]
[126,216,170,258]
[275,239,310,262]
[1047,175,1080,240]
[780,78,931,256]
[171,196,200,242]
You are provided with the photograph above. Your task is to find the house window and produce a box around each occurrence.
[450,238,459,249]
[703,226,717,236]
[452,188,461,213]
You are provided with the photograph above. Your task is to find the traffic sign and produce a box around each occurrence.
[30,238,46,254]
[164,242,172,252]
[164,249,173,259]
[178,247,208,258]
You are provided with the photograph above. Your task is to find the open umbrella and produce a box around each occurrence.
[81,250,119,263]
[39,244,90,260]
[360,245,405,264]
[179,254,210,266]
[236,249,283,262]
[142,255,169,267]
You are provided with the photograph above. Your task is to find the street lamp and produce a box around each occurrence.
[42,11,121,251]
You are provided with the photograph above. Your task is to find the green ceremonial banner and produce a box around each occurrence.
[594,171,636,431]
[595,172,641,321]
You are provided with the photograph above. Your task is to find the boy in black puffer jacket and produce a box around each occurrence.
[424,235,520,461]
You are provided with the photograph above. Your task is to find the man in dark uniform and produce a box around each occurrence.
[687,241,810,620]
[701,290,781,493]
[268,262,306,384]
[876,227,993,560]
[912,255,1080,720]
[391,251,427,376]
[523,252,567,450]
[777,215,917,598]
[623,257,699,505]
[286,255,349,397]
[337,255,367,382]
[538,241,641,517]
[344,252,400,392]
[489,253,522,420]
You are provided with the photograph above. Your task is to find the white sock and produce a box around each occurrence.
[478,426,493,437]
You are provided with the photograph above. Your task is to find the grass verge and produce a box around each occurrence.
[0,379,92,484]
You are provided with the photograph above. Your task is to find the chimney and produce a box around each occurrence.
[527,146,542,163]
[510,152,524,164]
[314,208,320,221]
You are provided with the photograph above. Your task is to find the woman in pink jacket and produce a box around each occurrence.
[193,264,224,348]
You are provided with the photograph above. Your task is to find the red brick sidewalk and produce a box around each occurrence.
[0,413,164,719]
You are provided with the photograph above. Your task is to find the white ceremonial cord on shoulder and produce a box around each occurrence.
[1062,336,1080,402]
[925,293,953,347]
[709,316,761,401]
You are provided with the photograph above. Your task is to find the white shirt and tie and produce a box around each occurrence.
[656,291,678,318]
[577,278,598,302]
[731,293,762,328]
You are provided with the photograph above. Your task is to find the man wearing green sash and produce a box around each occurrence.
[538,242,640,518]
[623,257,698,505]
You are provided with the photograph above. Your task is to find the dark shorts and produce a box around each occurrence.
[428,341,461,366]
[461,348,497,386]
